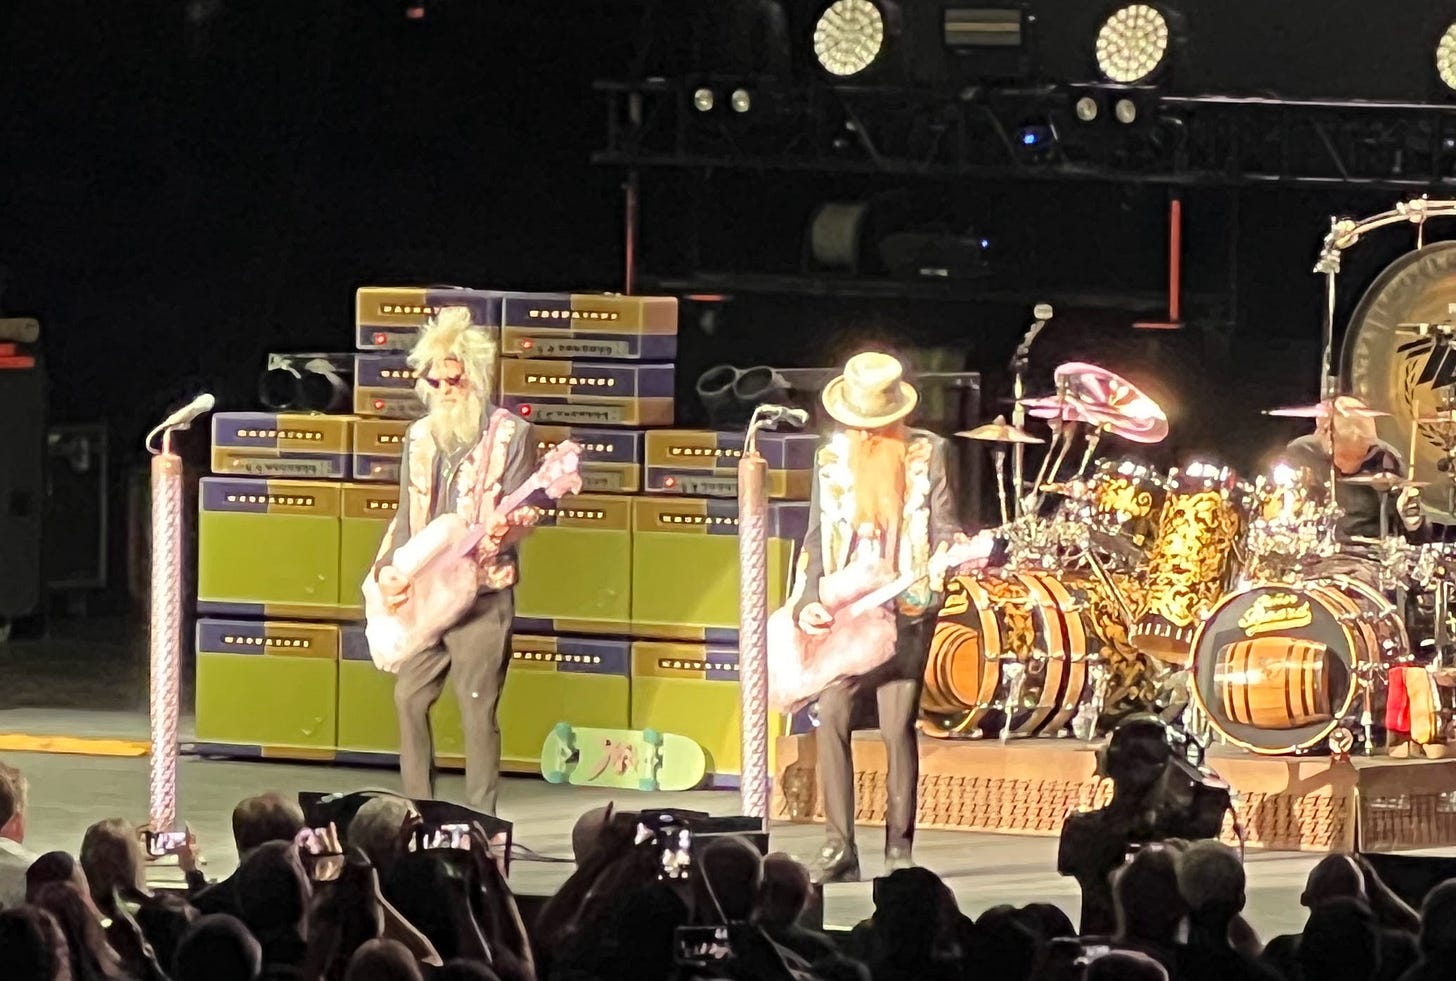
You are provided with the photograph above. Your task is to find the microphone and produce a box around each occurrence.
[159,393,216,430]
[1012,303,1054,367]
[758,404,809,429]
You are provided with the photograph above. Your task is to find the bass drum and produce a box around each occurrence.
[1189,576,1407,755]
[922,571,1108,738]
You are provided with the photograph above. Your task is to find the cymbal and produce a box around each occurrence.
[1266,402,1390,419]
[1415,411,1456,425]
[1339,473,1429,491]
[1051,361,1170,445]
[957,415,1045,445]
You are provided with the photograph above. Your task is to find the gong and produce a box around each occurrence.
[1343,240,1456,522]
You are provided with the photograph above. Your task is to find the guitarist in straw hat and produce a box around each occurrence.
[793,351,975,883]
[370,307,539,815]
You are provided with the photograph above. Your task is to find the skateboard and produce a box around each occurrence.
[540,723,708,792]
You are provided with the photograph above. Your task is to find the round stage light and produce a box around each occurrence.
[1438,24,1456,92]
[1115,98,1138,124]
[731,88,752,113]
[693,88,715,112]
[1075,96,1100,122]
[813,0,886,78]
[1095,4,1170,84]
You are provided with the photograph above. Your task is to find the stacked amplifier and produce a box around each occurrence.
[192,287,811,786]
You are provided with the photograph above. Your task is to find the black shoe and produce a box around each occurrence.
[813,844,861,884]
[884,846,916,872]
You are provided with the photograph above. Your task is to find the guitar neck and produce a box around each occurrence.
[496,479,539,517]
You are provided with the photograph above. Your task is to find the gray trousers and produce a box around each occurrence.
[815,611,936,855]
[394,589,514,815]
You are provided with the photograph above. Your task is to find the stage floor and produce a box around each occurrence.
[10,745,1442,937]
[2,616,1452,938]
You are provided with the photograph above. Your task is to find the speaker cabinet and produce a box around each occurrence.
[45,425,108,591]
[0,346,46,620]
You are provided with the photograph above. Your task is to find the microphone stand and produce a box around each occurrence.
[737,404,805,820]
[1010,307,1050,520]
[144,397,213,835]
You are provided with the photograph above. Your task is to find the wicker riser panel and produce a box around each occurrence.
[773,732,1456,852]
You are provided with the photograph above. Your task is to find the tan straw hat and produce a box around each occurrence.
[821,352,919,429]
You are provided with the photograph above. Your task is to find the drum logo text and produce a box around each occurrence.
[1238,593,1313,635]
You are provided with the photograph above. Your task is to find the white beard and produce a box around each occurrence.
[427,390,484,455]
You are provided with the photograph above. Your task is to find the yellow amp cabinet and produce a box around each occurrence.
[196,478,343,621]
[630,641,810,784]
[192,618,339,762]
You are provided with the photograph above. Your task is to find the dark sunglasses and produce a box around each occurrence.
[423,375,466,389]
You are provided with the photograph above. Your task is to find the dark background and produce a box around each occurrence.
[3,0,1454,610]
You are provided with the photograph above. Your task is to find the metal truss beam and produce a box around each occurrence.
[595,80,1456,192]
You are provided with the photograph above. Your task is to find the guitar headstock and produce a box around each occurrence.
[536,440,584,500]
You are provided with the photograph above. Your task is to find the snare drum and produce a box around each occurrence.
[1189,576,1408,755]
[921,571,1114,738]
[1131,462,1246,664]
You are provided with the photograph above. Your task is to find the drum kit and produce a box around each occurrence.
[924,362,1456,758]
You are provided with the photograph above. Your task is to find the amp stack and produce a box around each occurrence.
[189,287,809,788]
[189,287,507,768]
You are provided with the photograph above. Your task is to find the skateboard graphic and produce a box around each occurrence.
[540,723,708,792]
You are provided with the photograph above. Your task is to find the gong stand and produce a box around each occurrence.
[1315,197,1456,398]
[1314,197,1456,563]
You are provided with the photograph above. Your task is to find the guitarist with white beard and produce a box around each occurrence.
[370,307,538,816]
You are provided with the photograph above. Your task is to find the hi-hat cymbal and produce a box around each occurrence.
[1052,362,1169,444]
[957,415,1045,444]
[1339,473,1429,491]
[1266,402,1390,419]
[1415,410,1456,425]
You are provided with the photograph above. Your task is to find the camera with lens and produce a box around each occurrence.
[1057,715,1232,933]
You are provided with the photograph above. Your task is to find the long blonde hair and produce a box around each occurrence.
[407,306,497,402]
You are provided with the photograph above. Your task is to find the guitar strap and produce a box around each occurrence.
[460,407,514,525]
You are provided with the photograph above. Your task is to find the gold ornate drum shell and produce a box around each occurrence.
[922,571,1106,738]
[1131,465,1246,665]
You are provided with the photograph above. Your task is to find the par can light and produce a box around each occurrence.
[1095,4,1170,84]
[813,0,886,78]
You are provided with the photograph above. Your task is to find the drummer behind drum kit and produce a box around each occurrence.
[928,364,1456,759]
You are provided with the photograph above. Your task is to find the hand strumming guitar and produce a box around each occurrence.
[480,506,538,554]
[797,602,834,635]
[376,566,411,612]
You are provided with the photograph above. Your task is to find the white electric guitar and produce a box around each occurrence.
[362,441,583,672]
[766,531,997,713]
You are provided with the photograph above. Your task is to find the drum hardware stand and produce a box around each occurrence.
[1074,661,1111,742]
[1046,415,1079,500]
[1082,549,1138,632]
[1026,418,1069,515]
[1009,304,1053,521]
[1000,658,1029,743]
[1076,425,1110,480]
[992,445,1011,525]
[1435,578,1453,668]
[1354,661,1389,756]
[1315,198,1456,400]
[1025,377,1077,516]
